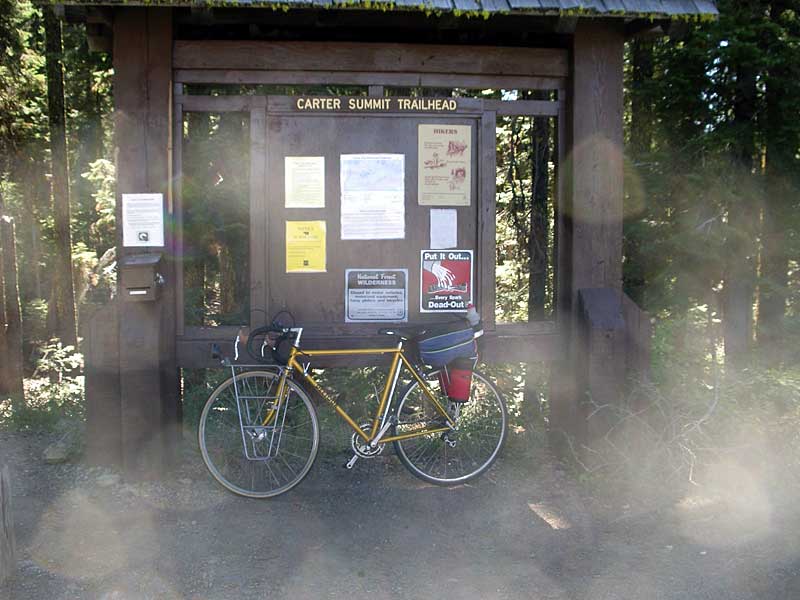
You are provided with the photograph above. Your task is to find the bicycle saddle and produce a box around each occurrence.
[377,326,428,341]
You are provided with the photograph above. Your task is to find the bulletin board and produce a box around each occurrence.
[262,99,489,332]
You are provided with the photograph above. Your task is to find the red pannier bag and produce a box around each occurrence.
[438,357,477,402]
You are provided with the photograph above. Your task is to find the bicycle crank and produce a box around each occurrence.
[345,423,385,469]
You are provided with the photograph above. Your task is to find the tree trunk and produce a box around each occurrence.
[523,94,552,422]
[722,59,759,366]
[0,212,24,404]
[758,0,792,351]
[623,37,655,306]
[527,110,550,321]
[629,38,654,157]
[0,465,16,586]
[0,218,7,397]
[43,7,77,348]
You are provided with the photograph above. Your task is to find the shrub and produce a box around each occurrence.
[0,340,85,431]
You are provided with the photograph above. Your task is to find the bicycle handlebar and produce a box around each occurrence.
[240,324,303,365]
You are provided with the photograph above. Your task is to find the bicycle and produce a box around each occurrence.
[198,314,507,498]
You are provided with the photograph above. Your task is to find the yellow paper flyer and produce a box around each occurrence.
[286,220,326,273]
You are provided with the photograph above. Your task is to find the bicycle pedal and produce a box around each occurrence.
[344,454,359,470]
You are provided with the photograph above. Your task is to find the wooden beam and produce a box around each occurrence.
[174,69,564,91]
[479,110,497,329]
[177,94,266,113]
[176,323,563,369]
[250,104,268,328]
[488,99,560,117]
[555,16,578,34]
[180,95,559,117]
[173,41,569,79]
[569,21,624,295]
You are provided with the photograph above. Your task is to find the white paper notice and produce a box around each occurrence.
[285,156,325,208]
[430,209,458,249]
[340,154,405,240]
[122,193,164,247]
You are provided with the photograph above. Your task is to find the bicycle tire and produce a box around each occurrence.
[199,370,319,498]
[393,369,507,485]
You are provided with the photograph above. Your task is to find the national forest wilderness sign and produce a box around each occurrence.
[294,97,459,112]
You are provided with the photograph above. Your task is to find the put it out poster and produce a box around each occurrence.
[418,124,471,206]
[420,250,473,312]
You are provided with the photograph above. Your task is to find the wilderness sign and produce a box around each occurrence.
[294,97,459,112]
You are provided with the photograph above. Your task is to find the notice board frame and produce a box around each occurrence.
[173,73,564,367]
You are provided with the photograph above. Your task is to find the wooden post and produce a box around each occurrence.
[112,7,178,478]
[84,303,122,466]
[550,20,625,449]
[0,465,16,586]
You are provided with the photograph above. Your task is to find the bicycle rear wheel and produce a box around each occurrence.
[199,370,319,498]
[393,370,507,485]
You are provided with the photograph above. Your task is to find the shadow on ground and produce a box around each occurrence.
[1,429,799,599]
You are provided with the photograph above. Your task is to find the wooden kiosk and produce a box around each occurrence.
[63,0,717,477]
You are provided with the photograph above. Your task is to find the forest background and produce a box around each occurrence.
[0,1,799,492]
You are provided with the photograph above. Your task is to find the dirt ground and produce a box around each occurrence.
[1,429,799,600]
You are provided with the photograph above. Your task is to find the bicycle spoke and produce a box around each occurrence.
[200,371,319,498]
[393,371,506,485]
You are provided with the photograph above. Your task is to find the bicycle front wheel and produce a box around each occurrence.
[199,370,319,498]
[393,370,507,485]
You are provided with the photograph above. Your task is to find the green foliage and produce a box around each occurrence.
[623,0,800,370]
[495,109,555,323]
[81,158,115,254]
[182,111,251,326]
[0,340,84,430]
[0,2,115,349]
[181,369,231,432]
[576,316,800,495]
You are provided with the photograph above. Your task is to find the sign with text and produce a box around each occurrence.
[286,220,326,273]
[122,193,164,247]
[285,156,325,208]
[293,97,459,113]
[340,154,405,240]
[418,124,472,206]
[345,269,408,323]
[420,250,473,313]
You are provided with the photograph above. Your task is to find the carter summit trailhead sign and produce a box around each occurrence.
[293,97,460,112]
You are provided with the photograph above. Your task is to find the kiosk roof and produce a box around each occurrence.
[57,0,718,18]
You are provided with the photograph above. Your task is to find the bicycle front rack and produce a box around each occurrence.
[225,361,290,462]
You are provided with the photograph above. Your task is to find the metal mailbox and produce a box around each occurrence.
[121,253,164,302]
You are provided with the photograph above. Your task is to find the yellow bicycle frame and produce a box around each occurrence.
[265,341,455,445]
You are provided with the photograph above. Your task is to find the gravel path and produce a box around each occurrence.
[1,430,799,599]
